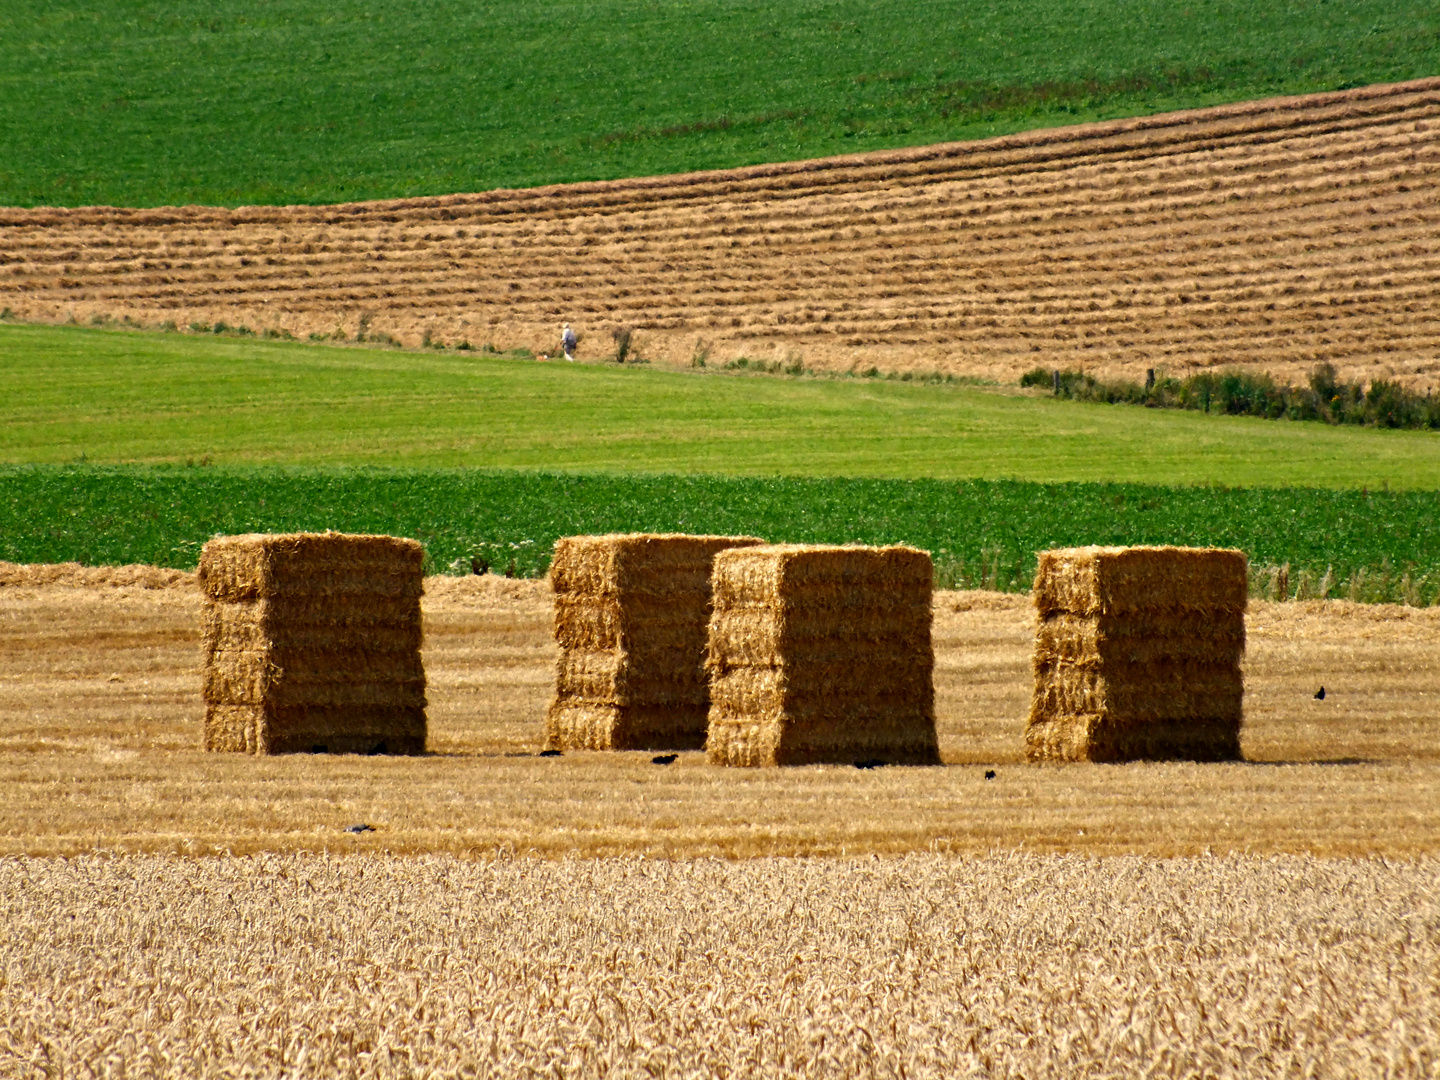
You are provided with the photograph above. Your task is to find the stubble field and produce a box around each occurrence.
[4,79,1439,389]
[3,566,1437,859]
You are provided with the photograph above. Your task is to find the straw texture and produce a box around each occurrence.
[1027,546,1247,762]
[546,533,763,751]
[198,533,426,755]
[705,545,940,767]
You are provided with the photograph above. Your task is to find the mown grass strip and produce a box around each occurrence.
[5,466,1439,603]
[4,325,1440,489]
[2,0,1437,207]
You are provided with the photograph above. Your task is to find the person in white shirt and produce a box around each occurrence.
[561,323,577,362]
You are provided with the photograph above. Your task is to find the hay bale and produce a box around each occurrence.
[546,533,764,751]
[705,544,940,767]
[198,532,426,755]
[1027,545,1247,763]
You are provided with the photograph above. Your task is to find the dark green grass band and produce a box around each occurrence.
[5,466,1436,603]
[2,0,1437,207]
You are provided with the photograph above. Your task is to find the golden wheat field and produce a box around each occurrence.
[3,852,1438,1077]
[3,79,1439,388]
[2,565,1438,858]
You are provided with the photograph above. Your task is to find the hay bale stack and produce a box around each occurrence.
[1027,545,1247,763]
[546,533,763,751]
[198,532,427,755]
[705,544,940,767]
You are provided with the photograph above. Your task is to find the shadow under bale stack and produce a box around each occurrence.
[1027,546,1247,763]
[198,532,427,755]
[706,545,941,767]
[546,533,763,751]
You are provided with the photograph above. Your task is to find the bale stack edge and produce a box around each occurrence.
[1027,545,1247,762]
[198,532,427,755]
[706,544,940,767]
[546,533,764,751]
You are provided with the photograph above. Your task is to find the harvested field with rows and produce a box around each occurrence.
[3,79,1440,389]
[4,852,1437,1077]
[2,564,1437,858]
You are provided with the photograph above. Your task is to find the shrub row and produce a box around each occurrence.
[1020,363,1440,430]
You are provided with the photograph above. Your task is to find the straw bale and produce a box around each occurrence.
[198,532,427,755]
[546,533,763,751]
[1033,546,1248,616]
[705,544,940,767]
[1026,546,1246,763]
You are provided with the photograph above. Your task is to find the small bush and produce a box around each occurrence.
[612,326,633,364]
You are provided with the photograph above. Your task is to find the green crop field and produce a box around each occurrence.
[5,466,1439,602]
[4,324,1439,488]
[2,0,1437,208]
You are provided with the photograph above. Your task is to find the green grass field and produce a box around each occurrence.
[2,0,1436,208]
[5,324,1440,488]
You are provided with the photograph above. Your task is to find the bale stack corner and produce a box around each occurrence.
[546,533,763,751]
[198,532,427,755]
[706,544,940,767]
[1027,545,1247,762]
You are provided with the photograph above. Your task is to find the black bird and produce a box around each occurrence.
[854,758,886,770]
[538,748,563,758]
[345,823,375,834]
[984,770,996,780]
[1315,687,1326,700]
[651,753,678,765]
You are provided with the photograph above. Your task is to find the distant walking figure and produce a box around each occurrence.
[561,323,577,362]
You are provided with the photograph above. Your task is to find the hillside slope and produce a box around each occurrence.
[3,78,1438,388]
